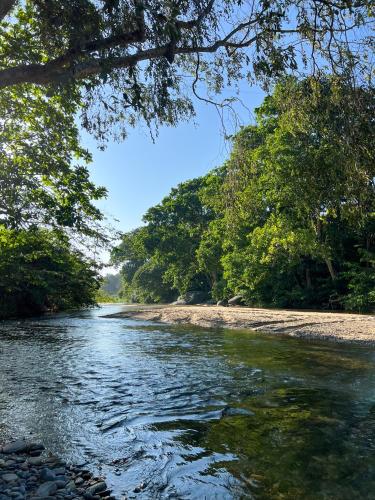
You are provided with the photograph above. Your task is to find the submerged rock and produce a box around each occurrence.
[221,406,255,417]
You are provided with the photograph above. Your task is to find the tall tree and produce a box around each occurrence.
[223,77,375,308]
[0,83,107,236]
[0,1,373,141]
[113,171,225,301]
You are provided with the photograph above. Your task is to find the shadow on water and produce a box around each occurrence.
[0,304,375,498]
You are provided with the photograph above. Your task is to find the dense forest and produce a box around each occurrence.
[0,1,373,317]
[113,78,375,312]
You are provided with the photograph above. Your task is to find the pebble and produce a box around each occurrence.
[40,467,56,481]
[27,456,43,466]
[2,472,19,482]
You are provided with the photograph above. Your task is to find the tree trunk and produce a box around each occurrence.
[305,267,312,289]
[325,258,336,280]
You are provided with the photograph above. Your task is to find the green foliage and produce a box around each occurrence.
[101,273,121,295]
[342,250,375,313]
[0,83,107,238]
[0,226,100,318]
[1,1,372,143]
[113,78,375,312]
[113,171,226,302]
[221,77,374,311]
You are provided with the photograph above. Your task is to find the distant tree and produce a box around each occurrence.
[113,170,225,300]
[101,273,121,295]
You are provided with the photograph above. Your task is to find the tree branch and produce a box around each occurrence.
[0,0,17,21]
[0,26,264,88]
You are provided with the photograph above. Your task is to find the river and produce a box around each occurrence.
[0,305,374,499]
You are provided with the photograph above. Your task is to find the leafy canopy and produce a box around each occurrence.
[0,226,101,318]
[0,1,373,141]
[0,82,108,238]
[113,77,375,311]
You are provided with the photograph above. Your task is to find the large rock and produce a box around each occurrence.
[172,291,208,305]
[186,291,208,304]
[171,298,187,305]
[1,440,44,455]
[35,481,58,496]
[86,481,107,496]
[228,295,244,306]
[217,299,228,307]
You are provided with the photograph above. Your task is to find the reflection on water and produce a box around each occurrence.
[0,305,374,499]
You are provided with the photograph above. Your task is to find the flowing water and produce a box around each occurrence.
[0,305,375,499]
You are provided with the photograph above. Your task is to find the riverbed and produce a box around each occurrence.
[1,305,375,499]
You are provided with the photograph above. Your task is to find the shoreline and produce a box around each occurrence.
[106,304,375,344]
[0,439,114,499]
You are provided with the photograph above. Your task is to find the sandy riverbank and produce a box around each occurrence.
[106,305,375,344]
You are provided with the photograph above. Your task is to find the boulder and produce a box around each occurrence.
[228,295,244,306]
[217,299,228,306]
[1,440,44,455]
[35,481,58,497]
[171,299,187,305]
[172,291,208,305]
[185,291,208,304]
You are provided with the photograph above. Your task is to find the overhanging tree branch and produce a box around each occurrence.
[0,0,16,22]
[0,12,299,88]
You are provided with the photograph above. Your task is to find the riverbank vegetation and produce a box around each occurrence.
[0,228,101,318]
[0,2,373,317]
[113,78,375,312]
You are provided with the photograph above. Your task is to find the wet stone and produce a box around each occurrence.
[2,472,19,482]
[35,480,58,496]
[0,440,113,499]
[40,467,56,481]
[86,481,107,496]
[27,456,43,466]
[1,440,44,455]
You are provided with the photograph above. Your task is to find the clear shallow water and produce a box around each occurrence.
[0,305,375,499]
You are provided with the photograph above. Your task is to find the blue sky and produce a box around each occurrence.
[82,84,265,237]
